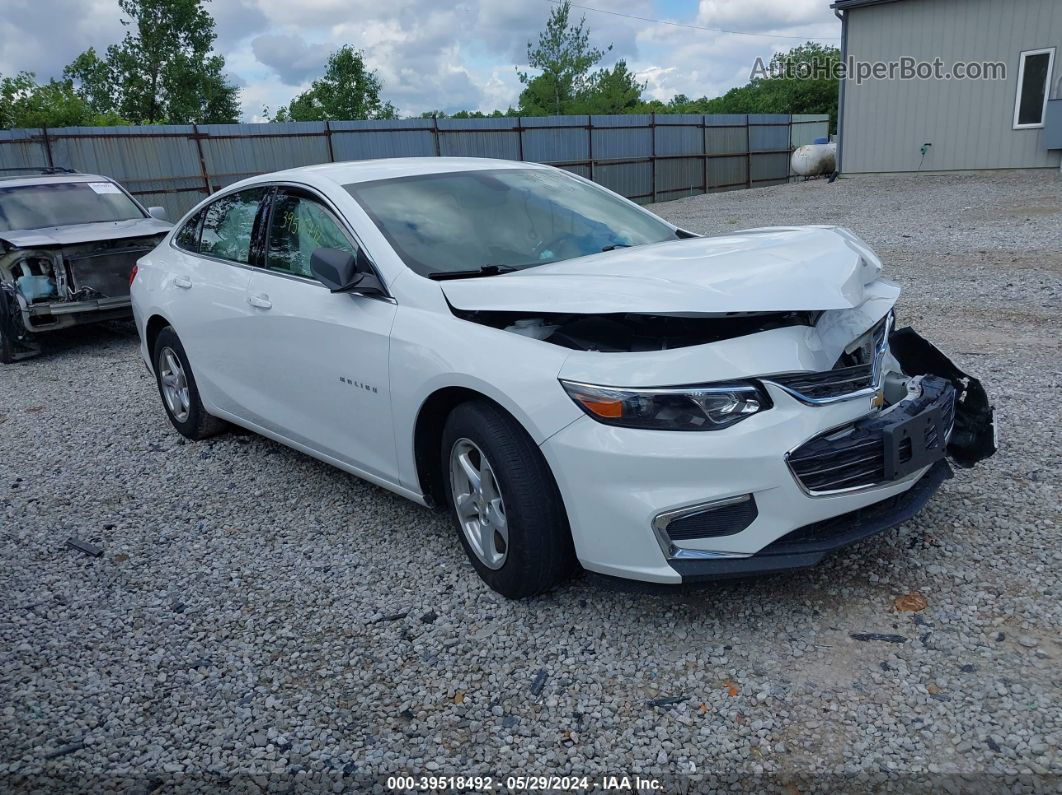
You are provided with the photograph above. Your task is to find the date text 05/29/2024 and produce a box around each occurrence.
[386,774,663,791]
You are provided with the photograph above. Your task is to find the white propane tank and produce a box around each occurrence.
[791,141,837,177]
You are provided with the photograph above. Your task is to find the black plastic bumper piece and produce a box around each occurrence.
[671,458,953,583]
[889,327,997,467]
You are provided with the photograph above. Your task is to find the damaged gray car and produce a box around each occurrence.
[0,168,172,363]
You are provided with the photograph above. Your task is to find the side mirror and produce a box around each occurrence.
[310,247,386,297]
[147,206,169,221]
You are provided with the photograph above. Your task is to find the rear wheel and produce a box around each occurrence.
[441,400,576,598]
[152,326,227,440]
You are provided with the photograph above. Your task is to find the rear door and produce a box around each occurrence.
[240,186,399,482]
[166,187,269,417]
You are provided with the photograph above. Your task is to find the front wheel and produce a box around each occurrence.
[0,287,31,364]
[441,400,576,598]
[152,326,227,440]
[0,322,12,365]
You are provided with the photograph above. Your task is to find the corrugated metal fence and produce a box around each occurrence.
[0,114,829,219]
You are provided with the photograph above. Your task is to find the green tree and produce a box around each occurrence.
[64,0,240,125]
[0,71,126,129]
[519,0,618,116]
[271,46,397,122]
[576,61,644,114]
[646,43,840,130]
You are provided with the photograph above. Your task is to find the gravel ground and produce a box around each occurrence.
[1,171,1059,793]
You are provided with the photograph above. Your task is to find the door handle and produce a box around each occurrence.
[173,275,192,289]
[248,293,272,310]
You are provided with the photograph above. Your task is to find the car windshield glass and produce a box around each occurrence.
[345,168,678,277]
[0,181,145,232]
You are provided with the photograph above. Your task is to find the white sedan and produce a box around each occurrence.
[131,158,995,597]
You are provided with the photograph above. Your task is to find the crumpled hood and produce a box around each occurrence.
[0,217,172,249]
[441,226,884,315]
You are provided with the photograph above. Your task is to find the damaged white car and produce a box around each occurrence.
[131,158,996,597]
[0,168,171,363]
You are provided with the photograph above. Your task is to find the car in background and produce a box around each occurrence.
[131,158,996,598]
[0,167,172,363]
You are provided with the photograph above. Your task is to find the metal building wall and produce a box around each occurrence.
[0,114,829,219]
[841,0,1062,173]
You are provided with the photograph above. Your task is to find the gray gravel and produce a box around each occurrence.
[1,171,1059,792]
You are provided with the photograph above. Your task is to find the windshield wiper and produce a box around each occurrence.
[601,242,632,252]
[427,264,519,281]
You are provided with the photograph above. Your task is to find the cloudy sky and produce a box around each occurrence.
[0,0,841,120]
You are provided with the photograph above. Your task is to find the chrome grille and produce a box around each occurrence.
[787,375,956,496]
[788,433,886,493]
[764,313,892,405]
[769,363,874,400]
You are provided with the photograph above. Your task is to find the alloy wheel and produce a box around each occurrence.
[449,438,509,569]
[158,346,191,423]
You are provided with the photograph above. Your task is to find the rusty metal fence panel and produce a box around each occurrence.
[0,114,830,217]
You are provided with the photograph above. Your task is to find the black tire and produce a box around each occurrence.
[441,399,576,598]
[152,326,227,440]
[0,287,27,364]
[0,324,12,365]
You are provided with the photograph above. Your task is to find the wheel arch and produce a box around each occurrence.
[413,386,494,509]
[413,385,559,511]
[144,313,172,369]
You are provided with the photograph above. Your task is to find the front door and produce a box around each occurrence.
[240,187,399,483]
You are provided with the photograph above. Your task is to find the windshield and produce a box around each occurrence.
[345,168,678,277]
[0,181,145,233]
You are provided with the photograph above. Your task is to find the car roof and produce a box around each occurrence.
[264,157,551,187]
[0,172,115,188]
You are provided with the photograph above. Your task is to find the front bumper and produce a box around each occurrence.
[541,366,970,585]
[671,459,952,582]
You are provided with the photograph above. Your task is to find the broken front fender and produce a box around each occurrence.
[889,327,997,468]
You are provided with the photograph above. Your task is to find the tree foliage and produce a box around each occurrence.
[637,43,840,130]
[0,72,127,129]
[64,0,240,125]
[517,0,643,116]
[578,61,644,115]
[270,47,397,122]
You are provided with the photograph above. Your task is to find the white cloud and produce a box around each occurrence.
[696,0,836,32]
[0,0,841,120]
[251,33,328,85]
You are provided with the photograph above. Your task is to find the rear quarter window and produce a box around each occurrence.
[198,188,268,264]
[174,210,203,252]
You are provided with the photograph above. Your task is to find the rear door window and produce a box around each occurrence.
[199,188,268,264]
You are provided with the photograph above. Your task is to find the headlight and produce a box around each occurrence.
[560,379,770,431]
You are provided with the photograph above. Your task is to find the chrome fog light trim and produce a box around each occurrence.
[652,494,756,560]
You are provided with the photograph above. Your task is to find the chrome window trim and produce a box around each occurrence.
[761,311,893,406]
[167,179,395,302]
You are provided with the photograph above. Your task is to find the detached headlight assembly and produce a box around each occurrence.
[560,379,770,431]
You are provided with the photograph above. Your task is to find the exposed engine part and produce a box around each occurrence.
[889,326,996,467]
[69,286,104,302]
[63,238,158,299]
[505,318,560,341]
[4,251,60,302]
[463,309,821,352]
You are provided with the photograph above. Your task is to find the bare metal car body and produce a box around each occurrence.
[0,169,172,363]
